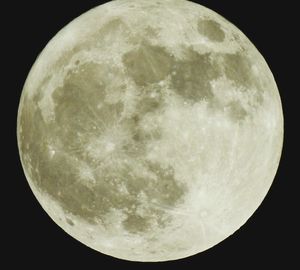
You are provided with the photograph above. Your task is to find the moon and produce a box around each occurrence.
[17,0,283,262]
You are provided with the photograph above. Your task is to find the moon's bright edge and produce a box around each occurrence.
[17,0,283,262]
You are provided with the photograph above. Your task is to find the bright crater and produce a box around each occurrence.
[17,0,283,262]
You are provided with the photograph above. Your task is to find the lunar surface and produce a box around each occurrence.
[17,0,283,262]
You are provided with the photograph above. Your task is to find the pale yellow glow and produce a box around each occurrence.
[17,0,283,262]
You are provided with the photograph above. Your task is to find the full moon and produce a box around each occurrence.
[17,0,283,262]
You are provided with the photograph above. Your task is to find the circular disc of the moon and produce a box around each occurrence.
[17,0,283,262]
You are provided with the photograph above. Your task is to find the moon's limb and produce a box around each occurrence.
[17,0,283,262]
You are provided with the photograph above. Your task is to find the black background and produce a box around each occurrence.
[6,0,296,268]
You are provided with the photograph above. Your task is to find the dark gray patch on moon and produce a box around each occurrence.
[197,19,225,42]
[66,217,75,226]
[129,90,164,143]
[171,49,220,102]
[52,62,124,159]
[123,214,150,233]
[131,115,161,143]
[147,163,185,206]
[120,162,186,233]
[98,18,127,39]
[226,101,248,121]
[222,53,254,88]
[222,53,265,117]
[122,41,174,86]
